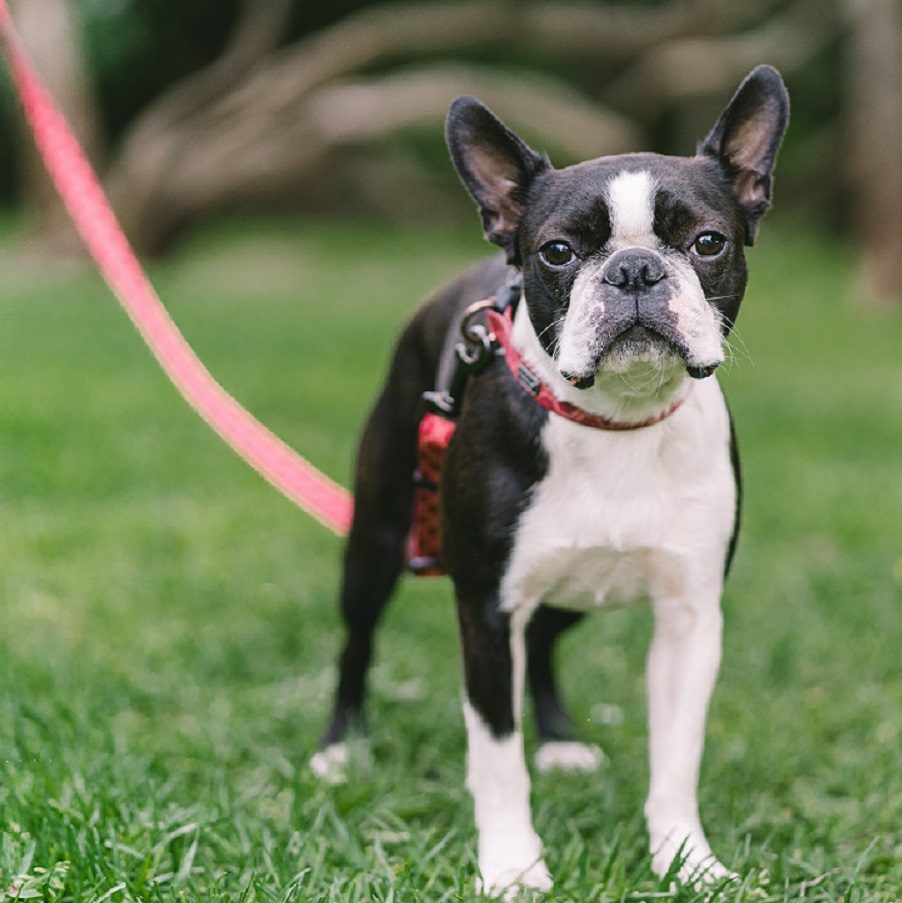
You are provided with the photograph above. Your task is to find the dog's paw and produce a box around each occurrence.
[309,742,350,784]
[478,831,552,899]
[650,826,737,888]
[686,856,738,886]
[671,854,738,890]
[533,740,605,774]
[479,860,553,899]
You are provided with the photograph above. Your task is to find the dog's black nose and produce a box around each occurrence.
[603,249,666,292]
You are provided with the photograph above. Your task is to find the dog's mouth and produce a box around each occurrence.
[607,324,675,357]
[560,323,719,389]
[599,323,687,375]
[608,324,721,380]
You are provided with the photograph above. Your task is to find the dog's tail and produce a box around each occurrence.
[0,1,353,536]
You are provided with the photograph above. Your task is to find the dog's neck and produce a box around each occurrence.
[510,298,695,424]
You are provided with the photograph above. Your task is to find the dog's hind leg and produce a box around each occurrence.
[322,512,409,742]
[527,605,582,741]
[311,422,413,778]
[527,606,605,774]
[312,341,426,781]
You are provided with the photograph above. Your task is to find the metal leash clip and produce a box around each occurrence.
[455,297,499,371]
[423,278,521,418]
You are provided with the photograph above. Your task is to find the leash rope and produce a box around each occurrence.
[0,1,353,536]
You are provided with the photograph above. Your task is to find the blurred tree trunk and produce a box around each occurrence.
[11,0,103,242]
[845,0,902,306]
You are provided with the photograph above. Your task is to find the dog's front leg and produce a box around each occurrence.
[645,583,735,885]
[458,598,551,898]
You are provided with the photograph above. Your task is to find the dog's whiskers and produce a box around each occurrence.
[718,321,754,374]
[535,315,565,346]
[720,337,752,374]
[536,313,567,360]
[703,303,753,375]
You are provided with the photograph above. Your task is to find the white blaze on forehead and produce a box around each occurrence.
[607,170,657,246]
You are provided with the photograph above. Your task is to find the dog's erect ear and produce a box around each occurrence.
[700,65,790,245]
[446,97,550,263]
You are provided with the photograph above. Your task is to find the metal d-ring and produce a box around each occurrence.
[455,297,498,371]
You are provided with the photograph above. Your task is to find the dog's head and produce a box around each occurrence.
[446,66,789,394]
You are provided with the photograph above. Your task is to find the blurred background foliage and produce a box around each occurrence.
[0,0,899,303]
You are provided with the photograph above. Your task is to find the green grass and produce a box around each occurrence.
[0,217,900,901]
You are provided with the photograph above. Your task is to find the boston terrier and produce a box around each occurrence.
[312,65,789,896]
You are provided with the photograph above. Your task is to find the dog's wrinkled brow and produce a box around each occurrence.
[653,191,700,239]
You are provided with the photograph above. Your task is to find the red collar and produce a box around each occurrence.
[486,306,685,431]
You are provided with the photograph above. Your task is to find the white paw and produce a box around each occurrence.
[650,826,737,887]
[309,742,349,784]
[479,828,552,899]
[534,741,605,774]
[674,854,738,889]
[479,859,553,899]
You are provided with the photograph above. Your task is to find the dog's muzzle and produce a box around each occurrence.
[559,249,721,387]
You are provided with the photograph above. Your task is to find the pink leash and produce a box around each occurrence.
[0,1,353,536]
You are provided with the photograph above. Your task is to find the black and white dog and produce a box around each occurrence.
[312,66,789,896]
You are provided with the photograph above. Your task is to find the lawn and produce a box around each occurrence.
[0,217,900,902]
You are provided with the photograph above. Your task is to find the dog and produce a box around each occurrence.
[311,65,789,896]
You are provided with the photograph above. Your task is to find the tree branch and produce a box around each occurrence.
[607,0,836,117]
[199,0,791,122]
[105,65,639,252]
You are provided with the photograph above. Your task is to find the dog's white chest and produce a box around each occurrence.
[501,379,736,613]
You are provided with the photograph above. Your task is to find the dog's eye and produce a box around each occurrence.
[692,232,727,257]
[539,241,575,267]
